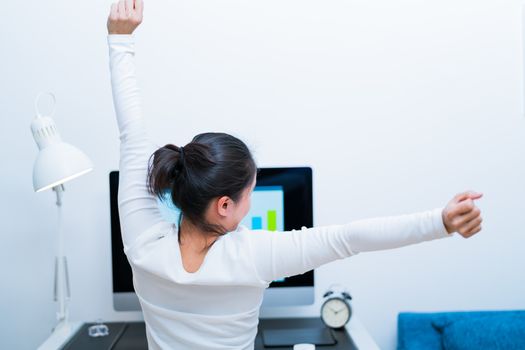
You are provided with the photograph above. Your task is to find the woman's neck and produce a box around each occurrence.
[179,217,217,252]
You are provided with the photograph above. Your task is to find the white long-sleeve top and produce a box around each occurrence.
[108,33,452,350]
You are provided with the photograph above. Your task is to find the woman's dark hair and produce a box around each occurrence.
[147,132,257,242]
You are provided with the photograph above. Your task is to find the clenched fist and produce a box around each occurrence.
[107,0,144,35]
[442,191,483,238]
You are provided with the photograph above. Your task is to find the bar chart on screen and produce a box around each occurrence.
[241,186,285,232]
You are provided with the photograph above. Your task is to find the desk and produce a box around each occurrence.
[39,316,379,350]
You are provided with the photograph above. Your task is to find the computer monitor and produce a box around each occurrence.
[109,167,314,311]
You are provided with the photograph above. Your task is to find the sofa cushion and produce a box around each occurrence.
[432,311,525,350]
[397,312,444,350]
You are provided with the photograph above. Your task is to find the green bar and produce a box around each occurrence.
[267,210,277,231]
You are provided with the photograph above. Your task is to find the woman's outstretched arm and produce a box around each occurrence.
[107,0,166,250]
[247,192,483,283]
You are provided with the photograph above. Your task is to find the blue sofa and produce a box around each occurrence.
[397,310,525,350]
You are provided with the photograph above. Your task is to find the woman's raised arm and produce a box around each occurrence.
[107,0,167,250]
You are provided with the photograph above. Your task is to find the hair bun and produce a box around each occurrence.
[160,144,185,176]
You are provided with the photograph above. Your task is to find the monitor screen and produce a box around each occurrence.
[110,167,314,310]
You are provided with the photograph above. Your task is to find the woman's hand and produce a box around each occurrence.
[442,191,483,238]
[107,0,143,35]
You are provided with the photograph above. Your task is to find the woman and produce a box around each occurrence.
[106,1,483,349]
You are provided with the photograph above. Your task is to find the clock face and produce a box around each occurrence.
[321,298,351,329]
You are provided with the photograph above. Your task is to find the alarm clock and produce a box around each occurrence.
[320,285,352,329]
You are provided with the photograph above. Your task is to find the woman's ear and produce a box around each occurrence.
[217,196,233,217]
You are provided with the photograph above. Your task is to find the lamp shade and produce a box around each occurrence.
[31,93,93,192]
[32,141,93,192]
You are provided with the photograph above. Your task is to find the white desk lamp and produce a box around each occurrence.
[31,92,93,333]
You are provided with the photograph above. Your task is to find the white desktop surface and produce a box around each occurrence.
[344,316,380,350]
[39,316,379,350]
[38,322,83,350]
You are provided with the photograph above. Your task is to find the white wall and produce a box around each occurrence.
[2,0,525,348]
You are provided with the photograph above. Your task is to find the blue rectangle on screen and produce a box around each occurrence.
[252,216,263,230]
